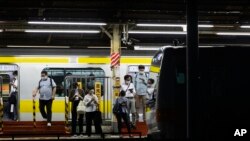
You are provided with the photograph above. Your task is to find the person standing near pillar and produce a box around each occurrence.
[134,65,148,121]
[121,75,136,128]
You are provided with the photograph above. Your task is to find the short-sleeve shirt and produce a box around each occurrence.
[121,83,136,98]
[39,78,56,100]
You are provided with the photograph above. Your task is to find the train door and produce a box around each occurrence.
[0,64,19,121]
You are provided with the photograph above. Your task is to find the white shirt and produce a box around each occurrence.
[147,87,155,100]
[121,83,136,98]
[11,77,18,93]
[83,94,98,112]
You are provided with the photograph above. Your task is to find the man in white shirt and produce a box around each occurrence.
[121,75,136,128]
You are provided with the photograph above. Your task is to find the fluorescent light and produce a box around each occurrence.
[7,45,70,48]
[198,25,214,28]
[128,30,186,35]
[137,23,186,27]
[216,32,250,36]
[134,46,159,51]
[24,29,100,33]
[0,29,2,32]
[87,46,127,49]
[28,21,106,26]
[137,23,214,28]
[240,25,250,28]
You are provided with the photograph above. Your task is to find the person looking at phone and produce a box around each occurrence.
[121,75,137,128]
[134,65,148,122]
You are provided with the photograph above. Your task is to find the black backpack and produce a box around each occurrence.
[112,99,122,114]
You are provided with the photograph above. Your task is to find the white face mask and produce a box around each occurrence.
[147,84,152,87]
[41,76,48,80]
[125,80,130,84]
[139,71,144,74]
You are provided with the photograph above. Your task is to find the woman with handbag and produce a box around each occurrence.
[69,83,85,137]
[83,89,103,137]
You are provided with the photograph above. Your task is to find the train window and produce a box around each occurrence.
[43,68,105,97]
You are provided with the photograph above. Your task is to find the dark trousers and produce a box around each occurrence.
[116,113,131,134]
[39,99,53,122]
[9,92,18,120]
[71,100,84,134]
[85,111,102,136]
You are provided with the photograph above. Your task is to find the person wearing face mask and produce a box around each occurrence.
[69,83,85,137]
[33,70,57,127]
[83,89,103,137]
[9,70,18,121]
[121,75,136,128]
[134,65,148,122]
[146,79,155,100]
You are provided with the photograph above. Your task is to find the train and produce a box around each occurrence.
[0,54,152,123]
[146,46,250,139]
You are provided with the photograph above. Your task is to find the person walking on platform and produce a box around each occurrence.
[121,75,136,128]
[134,65,148,122]
[83,89,103,137]
[69,82,85,137]
[33,70,57,127]
[114,90,132,138]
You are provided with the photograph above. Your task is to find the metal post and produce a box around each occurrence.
[32,95,36,128]
[0,76,3,132]
[186,0,199,139]
[111,25,121,132]
[64,77,70,133]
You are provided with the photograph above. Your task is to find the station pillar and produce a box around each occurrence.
[111,24,121,132]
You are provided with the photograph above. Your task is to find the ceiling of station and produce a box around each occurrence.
[1,0,250,49]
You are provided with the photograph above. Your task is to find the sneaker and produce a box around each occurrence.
[71,134,78,138]
[47,122,51,127]
[79,134,84,137]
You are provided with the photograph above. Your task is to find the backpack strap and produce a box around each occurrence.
[38,78,53,90]
[38,79,42,89]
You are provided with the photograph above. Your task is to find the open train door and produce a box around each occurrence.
[0,64,19,121]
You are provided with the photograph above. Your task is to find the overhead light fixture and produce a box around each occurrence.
[28,21,107,26]
[24,29,100,33]
[7,45,70,48]
[240,25,250,28]
[134,46,160,51]
[128,30,186,35]
[216,32,250,36]
[0,29,3,32]
[136,23,214,27]
[87,46,127,49]
[136,23,214,31]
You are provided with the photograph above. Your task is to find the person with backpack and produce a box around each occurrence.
[69,82,85,137]
[113,90,132,138]
[134,65,148,122]
[121,75,136,128]
[32,70,56,127]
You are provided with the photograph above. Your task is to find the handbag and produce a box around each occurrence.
[77,100,86,114]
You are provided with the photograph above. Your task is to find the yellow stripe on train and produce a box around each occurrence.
[20,99,111,113]
[150,66,161,73]
[0,57,69,63]
[78,57,152,64]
